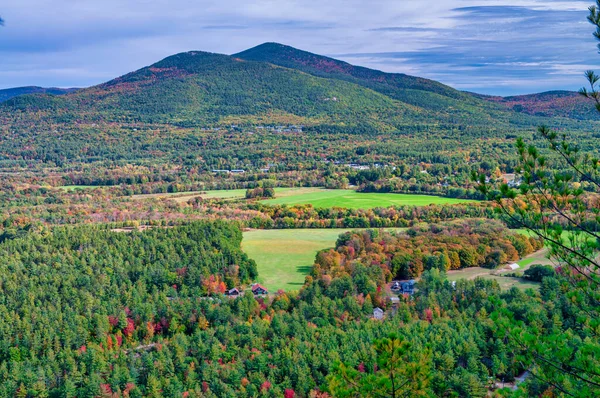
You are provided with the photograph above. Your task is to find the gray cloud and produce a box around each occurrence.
[0,0,597,95]
[365,27,444,33]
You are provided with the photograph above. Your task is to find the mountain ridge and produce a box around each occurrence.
[0,86,79,103]
[1,43,596,127]
[234,42,467,100]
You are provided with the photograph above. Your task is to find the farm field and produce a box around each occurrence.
[260,189,476,209]
[446,248,551,290]
[446,267,540,290]
[242,228,405,292]
[57,185,109,191]
[130,188,248,202]
[127,187,476,208]
[129,187,321,203]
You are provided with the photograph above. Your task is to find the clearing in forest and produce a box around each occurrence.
[242,228,405,292]
[260,189,475,209]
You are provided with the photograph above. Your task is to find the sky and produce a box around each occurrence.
[0,0,598,95]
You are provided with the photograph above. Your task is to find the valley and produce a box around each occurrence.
[0,34,598,396]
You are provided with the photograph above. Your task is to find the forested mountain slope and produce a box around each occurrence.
[477,90,598,120]
[1,51,425,130]
[234,42,467,100]
[1,44,588,131]
[234,43,596,124]
[0,86,78,102]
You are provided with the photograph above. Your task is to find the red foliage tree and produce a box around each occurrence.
[123,318,135,338]
[261,381,272,392]
[284,389,296,398]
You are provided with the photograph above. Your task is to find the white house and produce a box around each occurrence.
[373,307,384,320]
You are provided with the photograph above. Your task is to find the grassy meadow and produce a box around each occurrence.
[127,187,476,209]
[57,185,108,191]
[446,268,541,291]
[242,229,346,292]
[446,247,551,291]
[260,189,475,209]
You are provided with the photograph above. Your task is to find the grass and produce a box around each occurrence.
[517,258,537,267]
[242,228,405,292]
[128,187,475,209]
[130,187,318,202]
[260,189,475,209]
[447,267,540,291]
[57,185,108,191]
[446,267,492,281]
[131,189,247,202]
[446,247,552,291]
[478,275,540,291]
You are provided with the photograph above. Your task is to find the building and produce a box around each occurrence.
[387,297,400,307]
[251,284,268,296]
[373,307,384,320]
[391,280,416,295]
[226,288,240,297]
[401,280,416,295]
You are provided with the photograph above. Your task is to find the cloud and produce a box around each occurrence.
[338,4,596,95]
[366,27,444,33]
[0,0,596,95]
[202,25,250,30]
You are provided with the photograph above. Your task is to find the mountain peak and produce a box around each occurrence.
[150,50,232,70]
[234,42,353,72]
[235,43,465,100]
[99,50,235,87]
[237,42,323,58]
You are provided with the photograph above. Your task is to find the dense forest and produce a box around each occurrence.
[0,221,585,397]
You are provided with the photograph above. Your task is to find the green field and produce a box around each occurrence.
[517,258,537,267]
[260,189,475,209]
[128,187,476,209]
[242,228,405,292]
[446,246,552,291]
[446,267,540,291]
[130,187,313,202]
[57,185,108,191]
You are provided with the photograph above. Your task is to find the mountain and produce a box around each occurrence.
[0,86,78,103]
[3,51,426,129]
[233,43,499,117]
[477,90,596,120]
[234,43,466,101]
[235,43,599,123]
[0,43,595,130]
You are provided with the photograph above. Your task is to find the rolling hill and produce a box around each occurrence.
[477,90,597,120]
[0,43,596,130]
[0,86,78,103]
